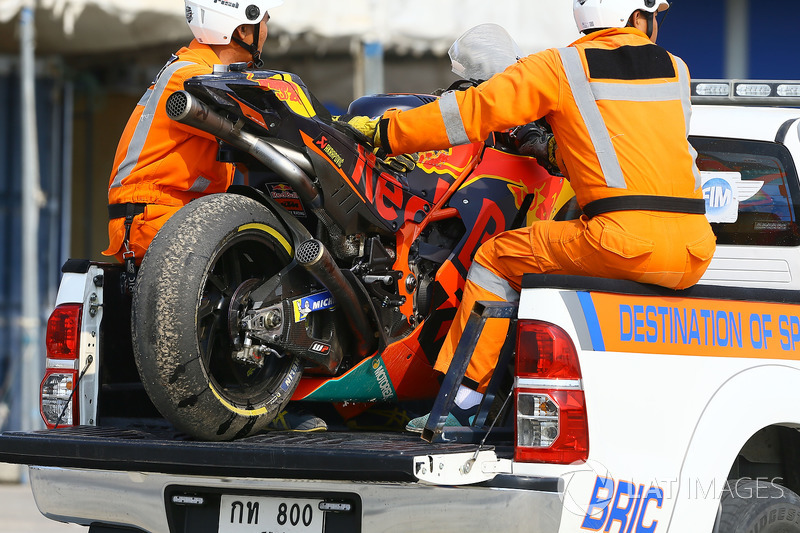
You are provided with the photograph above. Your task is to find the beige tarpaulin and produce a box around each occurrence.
[0,0,579,55]
[0,0,193,53]
[274,0,580,54]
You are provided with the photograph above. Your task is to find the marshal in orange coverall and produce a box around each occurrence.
[379,27,717,392]
[103,40,235,265]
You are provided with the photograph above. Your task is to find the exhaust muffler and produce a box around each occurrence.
[296,239,376,358]
[165,90,322,210]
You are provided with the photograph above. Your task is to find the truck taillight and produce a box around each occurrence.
[514,320,589,464]
[41,369,78,428]
[46,304,82,360]
[41,303,82,428]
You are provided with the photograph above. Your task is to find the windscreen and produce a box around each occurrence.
[692,136,800,246]
[449,24,523,82]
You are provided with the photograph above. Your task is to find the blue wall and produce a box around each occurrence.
[659,1,726,78]
[0,73,68,431]
[659,0,798,79]
[748,0,800,79]
[0,74,21,430]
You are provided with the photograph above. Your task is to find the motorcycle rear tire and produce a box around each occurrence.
[132,193,303,441]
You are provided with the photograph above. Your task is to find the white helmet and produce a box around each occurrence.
[573,0,669,33]
[184,0,283,45]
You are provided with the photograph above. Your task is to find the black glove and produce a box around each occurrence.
[511,120,561,176]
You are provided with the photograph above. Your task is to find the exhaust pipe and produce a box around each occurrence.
[165,90,322,210]
[296,239,376,358]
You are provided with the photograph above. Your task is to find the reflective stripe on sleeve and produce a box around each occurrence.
[558,47,627,189]
[467,262,520,303]
[110,60,195,189]
[137,88,153,107]
[188,176,211,193]
[438,91,471,147]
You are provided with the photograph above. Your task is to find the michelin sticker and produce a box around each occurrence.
[293,291,335,322]
[701,171,763,223]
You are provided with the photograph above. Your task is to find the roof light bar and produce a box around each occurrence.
[691,80,800,107]
[777,84,800,97]
[736,83,771,97]
[695,83,730,97]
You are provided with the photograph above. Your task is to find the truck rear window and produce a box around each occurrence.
[691,136,800,246]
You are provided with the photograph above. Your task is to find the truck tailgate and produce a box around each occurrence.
[0,426,503,482]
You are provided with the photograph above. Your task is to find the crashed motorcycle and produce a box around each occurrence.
[132,24,570,440]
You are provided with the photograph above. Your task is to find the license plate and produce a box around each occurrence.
[218,494,325,533]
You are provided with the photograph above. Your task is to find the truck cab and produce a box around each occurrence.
[691,81,800,289]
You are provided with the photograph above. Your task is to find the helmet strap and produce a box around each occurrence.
[645,12,655,38]
[628,10,655,39]
[232,23,264,68]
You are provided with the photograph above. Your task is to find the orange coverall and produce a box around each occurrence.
[104,40,235,264]
[381,28,717,391]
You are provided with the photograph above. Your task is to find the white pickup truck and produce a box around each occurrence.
[2,80,800,533]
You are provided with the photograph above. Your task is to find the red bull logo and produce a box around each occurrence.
[257,78,303,104]
[269,183,298,199]
[249,74,316,118]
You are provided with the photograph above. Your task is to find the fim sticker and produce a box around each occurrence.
[701,171,763,223]
[292,291,335,322]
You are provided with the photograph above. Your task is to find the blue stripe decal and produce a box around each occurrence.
[577,291,605,351]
